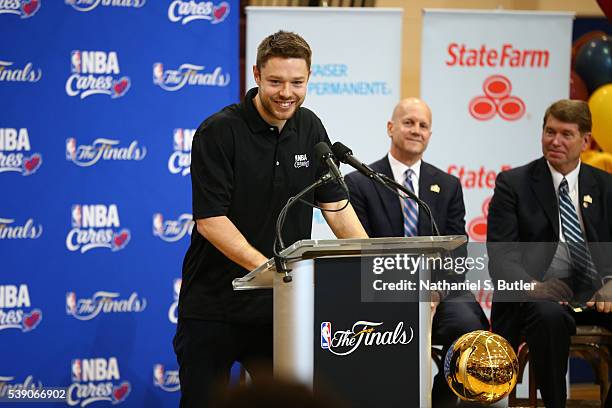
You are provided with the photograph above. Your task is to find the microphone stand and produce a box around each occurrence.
[274,173,334,283]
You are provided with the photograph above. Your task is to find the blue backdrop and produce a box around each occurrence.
[1,1,239,406]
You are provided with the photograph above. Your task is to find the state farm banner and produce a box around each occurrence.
[245,7,402,238]
[421,9,573,243]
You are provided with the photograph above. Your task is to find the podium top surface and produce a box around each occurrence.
[233,235,466,290]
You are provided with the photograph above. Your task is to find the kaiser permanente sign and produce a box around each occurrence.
[421,9,573,244]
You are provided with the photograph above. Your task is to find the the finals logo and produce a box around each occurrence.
[153,62,230,91]
[66,137,146,167]
[66,290,147,321]
[66,50,131,99]
[65,0,145,12]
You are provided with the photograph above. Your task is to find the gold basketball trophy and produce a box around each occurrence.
[444,330,519,404]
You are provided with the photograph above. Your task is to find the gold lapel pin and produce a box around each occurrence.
[430,184,440,193]
[583,195,592,208]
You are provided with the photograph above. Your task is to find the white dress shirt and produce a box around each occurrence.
[388,152,421,206]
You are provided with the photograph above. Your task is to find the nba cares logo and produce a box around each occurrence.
[469,75,525,121]
[168,0,230,25]
[0,0,40,18]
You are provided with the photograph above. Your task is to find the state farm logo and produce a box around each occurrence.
[0,217,43,240]
[153,62,230,91]
[66,290,147,321]
[66,204,131,253]
[66,137,146,167]
[1,128,42,175]
[0,284,42,332]
[0,0,40,18]
[469,75,525,121]
[68,357,130,406]
[0,60,42,82]
[65,0,145,12]
[153,213,193,242]
[168,0,229,25]
[65,50,130,99]
[0,375,44,398]
[320,320,413,356]
[168,128,193,176]
[467,196,491,242]
[168,279,180,324]
[153,364,180,392]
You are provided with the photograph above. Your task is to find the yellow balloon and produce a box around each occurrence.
[582,149,612,173]
[588,84,612,153]
[444,330,519,404]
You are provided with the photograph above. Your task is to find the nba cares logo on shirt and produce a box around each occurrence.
[469,75,525,121]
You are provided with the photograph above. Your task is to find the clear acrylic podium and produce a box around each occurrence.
[233,235,466,408]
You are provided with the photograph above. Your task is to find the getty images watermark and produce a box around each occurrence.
[360,243,610,303]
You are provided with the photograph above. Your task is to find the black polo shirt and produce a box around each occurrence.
[179,87,345,323]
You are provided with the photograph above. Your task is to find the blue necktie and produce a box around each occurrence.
[558,178,599,295]
[402,169,419,237]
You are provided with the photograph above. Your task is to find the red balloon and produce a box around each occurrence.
[570,70,589,100]
[597,0,612,21]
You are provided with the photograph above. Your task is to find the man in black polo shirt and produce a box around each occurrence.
[173,31,368,407]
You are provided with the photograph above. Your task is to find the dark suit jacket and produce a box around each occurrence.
[487,157,612,344]
[345,156,467,238]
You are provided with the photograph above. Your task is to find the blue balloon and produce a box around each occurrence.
[575,36,612,94]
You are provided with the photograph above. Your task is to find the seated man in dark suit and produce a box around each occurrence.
[345,98,489,408]
[487,99,612,408]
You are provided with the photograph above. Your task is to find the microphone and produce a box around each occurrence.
[314,142,348,193]
[332,141,439,236]
[331,142,385,184]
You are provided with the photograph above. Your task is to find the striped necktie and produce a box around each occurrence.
[402,169,419,237]
[558,178,599,296]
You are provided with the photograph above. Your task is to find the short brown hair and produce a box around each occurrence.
[543,99,592,134]
[256,31,312,70]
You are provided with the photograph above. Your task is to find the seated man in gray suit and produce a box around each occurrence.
[345,98,489,408]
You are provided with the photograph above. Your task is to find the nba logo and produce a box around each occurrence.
[321,322,332,349]
[153,63,164,85]
[71,359,82,382]
[66,138,77,160]
[153,364,164,386]
[71,51,81,73]
[153,213,164,235]
[66,292,77,314]
[71,205,82,228]
[173,129,184,151]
